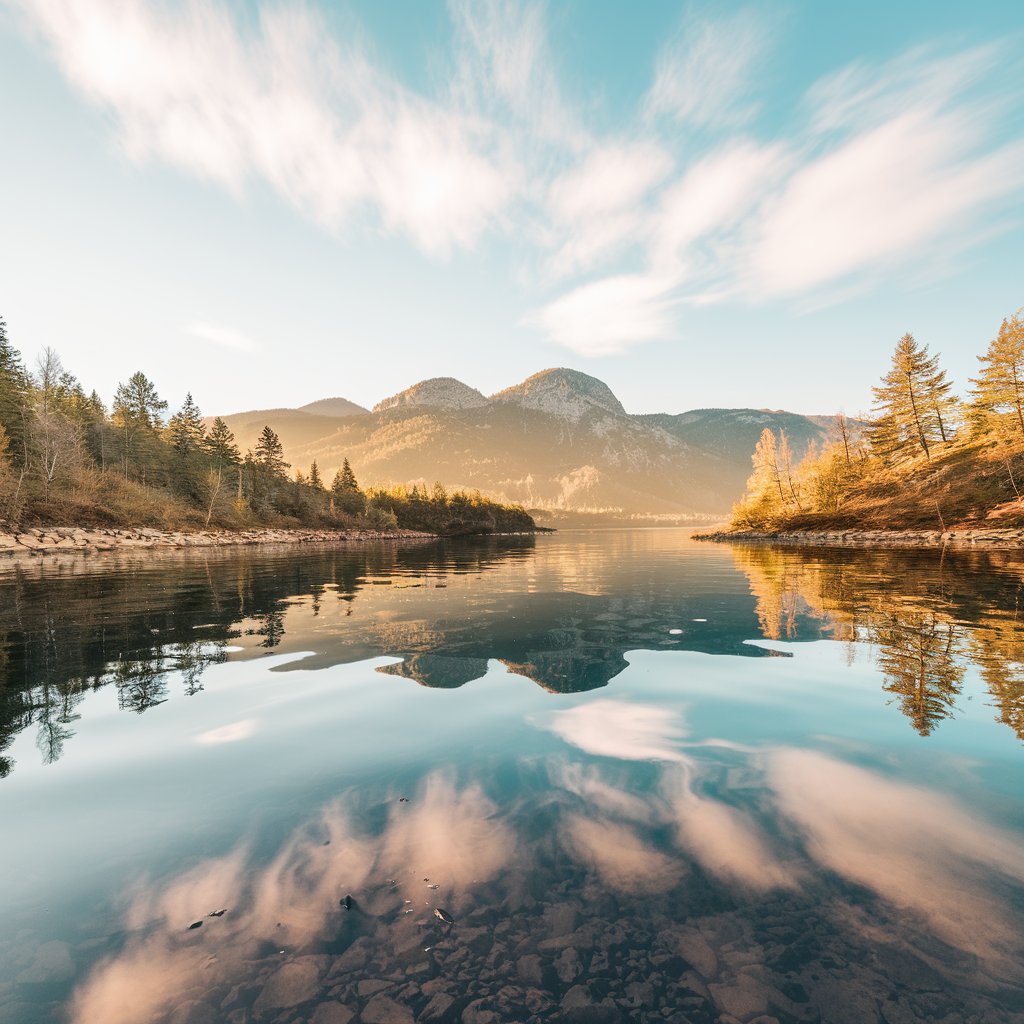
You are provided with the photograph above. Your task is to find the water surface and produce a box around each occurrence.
[1,530,1023,1024]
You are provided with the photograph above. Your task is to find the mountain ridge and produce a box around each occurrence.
[212,369,844,516]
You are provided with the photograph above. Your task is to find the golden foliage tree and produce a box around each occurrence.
[970,309,1024,440]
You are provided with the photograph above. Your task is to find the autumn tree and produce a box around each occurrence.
[875,611,965,736]
[871,334,956,461]
[970,310,1024,440]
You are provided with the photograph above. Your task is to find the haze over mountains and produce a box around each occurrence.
[215,369,843,518]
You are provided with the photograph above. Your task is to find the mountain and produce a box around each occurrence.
[298,397,369,417]
[492,367,625,420]
[213,369,842,517]
[373,377,489,412]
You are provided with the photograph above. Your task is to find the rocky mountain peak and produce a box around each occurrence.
[373,377,490,413]
[492,368,626,421]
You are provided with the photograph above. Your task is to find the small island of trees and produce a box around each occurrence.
[0,318,534,536]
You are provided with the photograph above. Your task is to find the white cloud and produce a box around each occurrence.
[186,322,257,352]
[645,8,770,129]
[543,699,688,761]
[447,0,586,151]
[13,3,1024,355]
[745,111,1024,298]
[17,0,513,255]
[770,749,1024,963]
[194,718,257,745]
[651,140,789,273]
[547,141,674,276]
[528,272,679,356]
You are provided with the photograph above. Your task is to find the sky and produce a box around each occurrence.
[1,0,1023,417]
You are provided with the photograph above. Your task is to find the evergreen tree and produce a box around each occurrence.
[204,417,241,470]
[970,310,1024,439]
[112,371,167,480]
[331,457,364,515]
[166,392,206,458]
[0,315,30,467]
[112,371,168,429]
[252,425,288,477]
[871,334,954,461]
[309,460,324,491]
[339,458,358,491]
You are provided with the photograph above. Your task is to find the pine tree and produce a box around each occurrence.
[112,371,167,480]
[0,315,30,467]
[339,457,358,491]
[871,334,954,461]
[309,460,324,491]
[204,417,241,470]
[331,457,364,515]
[970,310,1024,439]
[112,371,167,429]
[253,425,288,477]
[166,392,206,458]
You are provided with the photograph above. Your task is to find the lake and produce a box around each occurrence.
[1,529,1023,1024]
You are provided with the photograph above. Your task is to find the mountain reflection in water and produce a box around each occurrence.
[2,531,1024,776]
[1,530,1024,1024]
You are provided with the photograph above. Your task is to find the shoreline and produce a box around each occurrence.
[0,525,437,558]
[694,527,1024,550]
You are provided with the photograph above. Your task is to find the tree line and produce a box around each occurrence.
[0,317,533,534]
[731,308,1024,529]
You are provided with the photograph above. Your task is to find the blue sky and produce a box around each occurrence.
[1,0,1022,416]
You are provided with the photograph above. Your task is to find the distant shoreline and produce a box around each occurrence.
[0,526,438,558]
[694,528,1024,550]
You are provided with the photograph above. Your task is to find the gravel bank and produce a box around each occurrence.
[694,527,1024,549]
[0,525,435,557]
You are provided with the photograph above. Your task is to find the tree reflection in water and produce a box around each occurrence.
[2,534,1024,778]
[733,543,1024,740]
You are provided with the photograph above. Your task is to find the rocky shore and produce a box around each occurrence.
[0,525,434,557]
[695,527,1024,549]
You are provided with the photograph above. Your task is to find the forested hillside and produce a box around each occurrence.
[0,318,533,536]
[727,310,1024,531]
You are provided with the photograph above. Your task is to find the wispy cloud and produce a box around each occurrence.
[527,272,679,356]
[12,2,1024,355]
[16,0,513,255]
[532,41,1024,352]
[186,322,257,352]
[546,141,674,277]
[644,7,771,129]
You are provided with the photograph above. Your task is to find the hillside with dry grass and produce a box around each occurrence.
[726,312,1024,535]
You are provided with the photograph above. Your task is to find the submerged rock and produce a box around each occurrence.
[361,993,413,1024]
[310,1003,355,1024]
[252,957,327,1015]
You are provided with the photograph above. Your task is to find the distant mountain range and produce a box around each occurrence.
[213,368,843,518]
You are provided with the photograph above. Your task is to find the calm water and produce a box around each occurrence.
[1,529,1023,1024]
